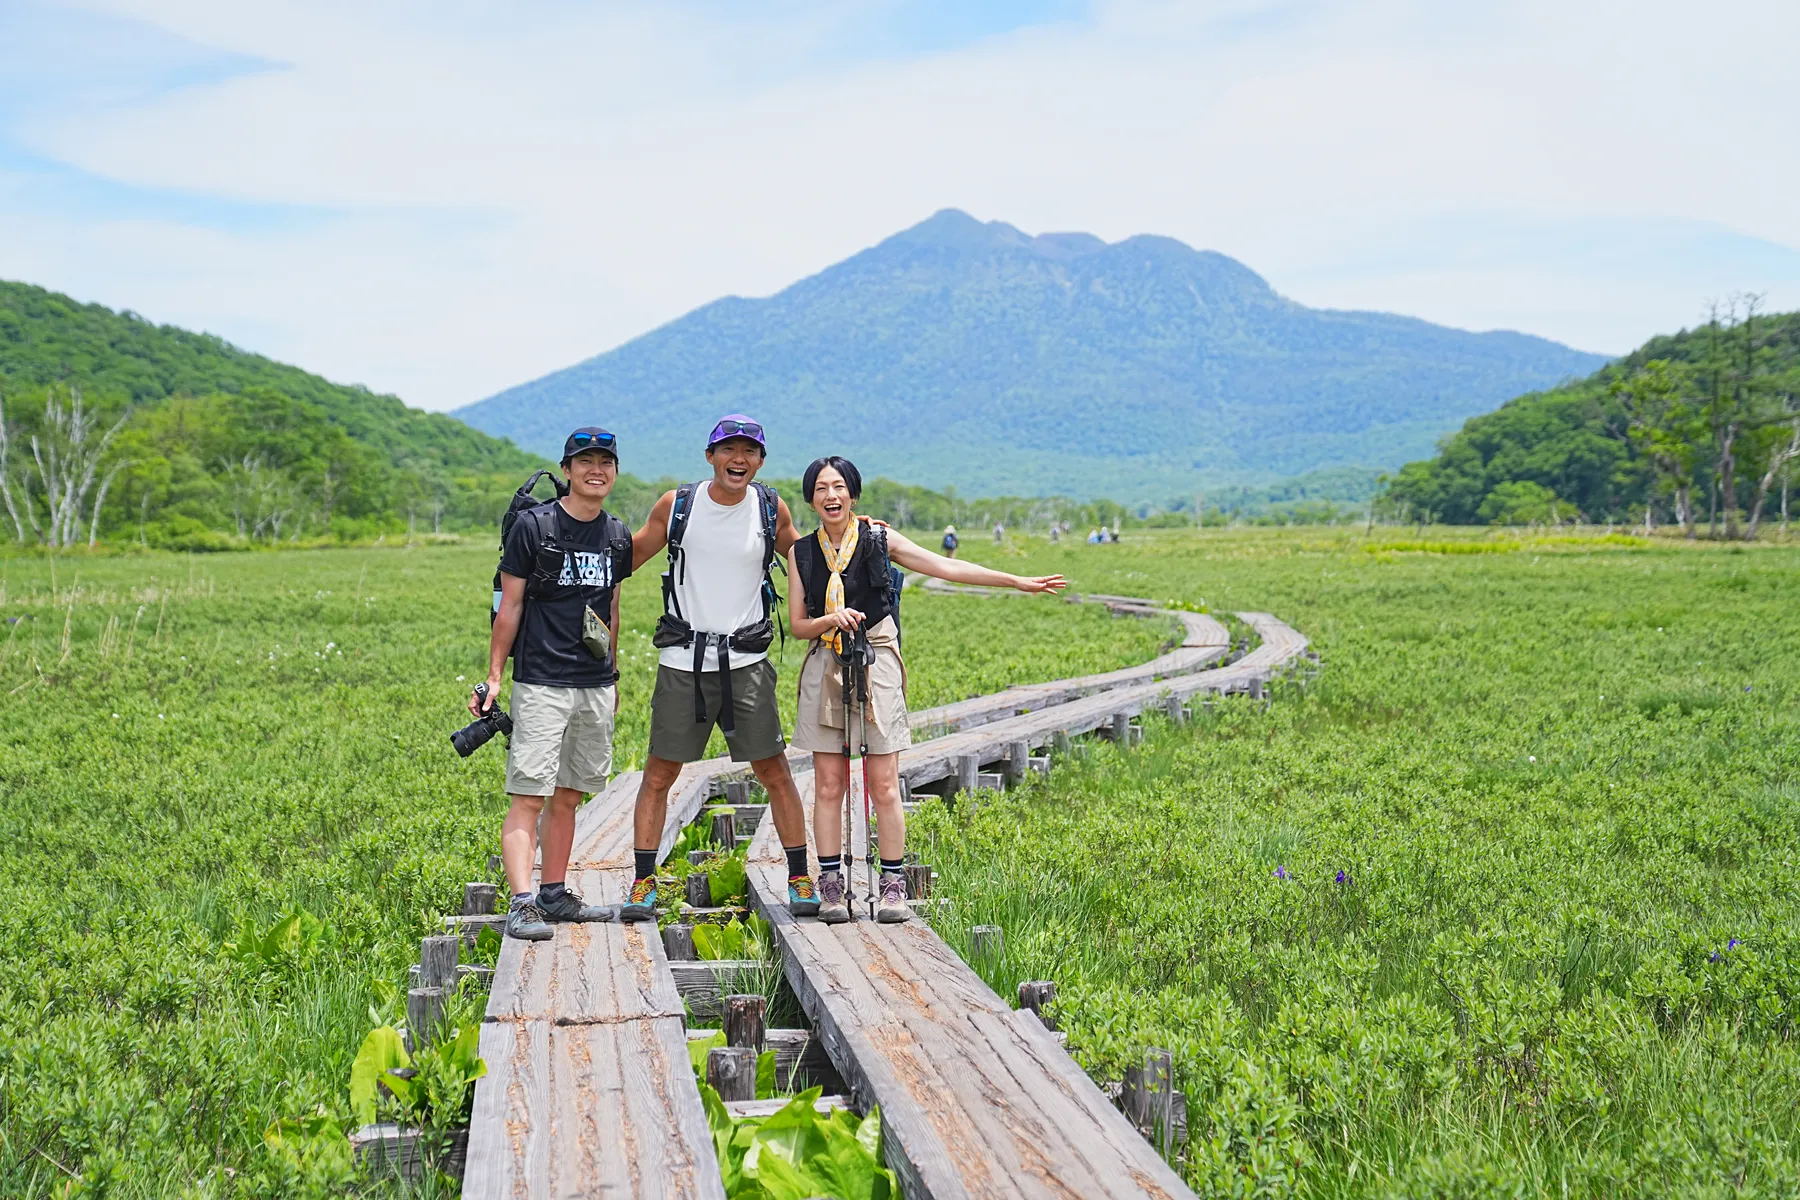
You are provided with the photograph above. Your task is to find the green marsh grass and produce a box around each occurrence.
[915,528,1800,1198]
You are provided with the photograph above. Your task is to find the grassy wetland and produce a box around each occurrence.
[0,543,1159,1198]
[4,528,1796,1198]
[915,527,1800,1197]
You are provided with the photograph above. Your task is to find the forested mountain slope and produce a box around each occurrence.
[1385,310,1800,531]
[456,209,1607,500]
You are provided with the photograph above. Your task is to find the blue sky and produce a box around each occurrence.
[2,0,1796,410]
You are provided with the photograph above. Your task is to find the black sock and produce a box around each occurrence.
[511,891,533,906]
[634,849,657,880]
[880,857,905,878]
[784,844,810,879]
[539,881,566,902]
[817,854,842,877]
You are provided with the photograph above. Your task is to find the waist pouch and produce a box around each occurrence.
[659,618,777,734]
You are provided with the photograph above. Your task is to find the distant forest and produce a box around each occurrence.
[0,280,1382,551]
[1385,302,1800,536]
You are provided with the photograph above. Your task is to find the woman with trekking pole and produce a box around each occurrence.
[788,456,1066,923]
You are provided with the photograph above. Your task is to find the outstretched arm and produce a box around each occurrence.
[774,497,801,557]
[887,532,1066,594]
[631,490,676,572]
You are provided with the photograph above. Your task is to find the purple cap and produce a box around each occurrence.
[706,414,766,451]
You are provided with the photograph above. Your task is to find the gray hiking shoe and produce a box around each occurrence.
[817,871,851,924]
[876,873,910,924]
[537,886,614,924]
[506,897,553,941]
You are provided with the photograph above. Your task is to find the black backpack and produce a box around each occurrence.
[797,517,905,644]
[491,469,568,625]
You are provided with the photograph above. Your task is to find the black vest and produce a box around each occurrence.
[795,520,894,628]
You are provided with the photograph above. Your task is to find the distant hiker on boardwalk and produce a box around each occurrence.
[992,522,1004,543]
[941,524,958,558]
[790,456,1066,923]
[619,416,819,921]
[471,428,632,940]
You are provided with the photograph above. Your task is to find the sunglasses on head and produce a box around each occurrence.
[569,431,616,449]
[709,420,763,443]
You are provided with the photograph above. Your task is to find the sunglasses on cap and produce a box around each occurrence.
[568,431,617,450]
[708,419,764,444]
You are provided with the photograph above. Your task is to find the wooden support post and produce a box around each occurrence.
[724,780,750,805]
[686,873,712,908]
[461,882,497,916]
[485,854,502,877]
[976,771,1006,792]
[687,849,712,865]
[971,925,1004,964]
[663,923,697,961]
[1163,694,1187,725]
[1018,980,1058,1030]
[1028,755,1051,777]
[1111,711,1132,743]
[724,994,767,1053]
[407,987,446,1050]
[418,935,460,990]
[898,776,913,806]
[710,810,738,852]
[1005,740,1030,784]
[904,863,932,899]
[1249,676,1264,700]
[956,754,980,795]
[1053,730,1073,758]
[1122,1048,1175,1156]
[707,1046,757,1103]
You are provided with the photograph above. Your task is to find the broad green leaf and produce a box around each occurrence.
[348,1026,410,1123]
[693,924,724,960]
[755,1049,775,1099]
[689,1031,726,1075]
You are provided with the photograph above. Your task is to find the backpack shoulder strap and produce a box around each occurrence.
[752,482,779,573]
[667,483,699,552]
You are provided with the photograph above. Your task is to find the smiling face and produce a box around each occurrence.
[809,465,854,530]
[563,448,618,501]
[706,437,765,498]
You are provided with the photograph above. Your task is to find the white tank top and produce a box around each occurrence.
[658,482,771,673]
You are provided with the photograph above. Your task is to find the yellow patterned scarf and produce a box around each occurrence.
[817,518,860,653]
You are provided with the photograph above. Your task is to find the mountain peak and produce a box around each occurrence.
[888,208,1031,251]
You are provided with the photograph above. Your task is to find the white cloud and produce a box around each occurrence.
[2,0,1797,410]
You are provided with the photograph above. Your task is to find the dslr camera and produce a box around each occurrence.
[452,682,513,757]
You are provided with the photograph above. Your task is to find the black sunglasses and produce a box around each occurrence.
[709,419,764,442]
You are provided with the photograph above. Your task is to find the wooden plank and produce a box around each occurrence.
[744,770,1199,1200]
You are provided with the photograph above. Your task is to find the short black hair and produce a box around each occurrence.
[803,456,862,502]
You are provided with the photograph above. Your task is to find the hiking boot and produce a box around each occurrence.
[788,876,820,918]
[876,873,910,924]
[506,896,553,941]
[817,871,851,924]
[538,886,614,924]
[619,876,658,923]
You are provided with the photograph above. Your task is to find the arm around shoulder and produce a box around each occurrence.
[631,490,677,572]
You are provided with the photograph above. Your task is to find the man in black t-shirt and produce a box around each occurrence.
[469,427,634,940]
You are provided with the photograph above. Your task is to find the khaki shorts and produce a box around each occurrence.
[505,681,615,796]
[649,659,787,763]
[792,630,911,756]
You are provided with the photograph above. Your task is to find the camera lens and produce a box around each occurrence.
[450,706,511,758]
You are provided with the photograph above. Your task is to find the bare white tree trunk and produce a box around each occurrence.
[0,391,27,543]
[26,386,131,548]
[87,462,126,547]
[1745,423,1800,540]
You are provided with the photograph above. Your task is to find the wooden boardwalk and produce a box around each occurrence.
[741,614,1310,1200]
[462,597,1307,1199]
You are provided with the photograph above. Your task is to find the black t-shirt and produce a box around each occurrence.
[498,502,633,687]
[794,520,894,628]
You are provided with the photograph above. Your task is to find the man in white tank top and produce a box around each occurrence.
[619,416,820,919]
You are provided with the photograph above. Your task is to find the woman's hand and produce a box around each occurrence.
[824,607,867,632]
[1013,574,1067,595]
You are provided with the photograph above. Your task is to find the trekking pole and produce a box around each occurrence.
[838,644,858,917]
[857,635,875,921]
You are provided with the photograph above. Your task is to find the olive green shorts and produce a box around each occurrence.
[649,659,787,763]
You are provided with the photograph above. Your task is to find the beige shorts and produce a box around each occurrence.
[792,625,912,756]
[505,681,615,796]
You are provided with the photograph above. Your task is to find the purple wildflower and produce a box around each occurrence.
[1728,938,1742,951]
[1335,869,1351,885]
[1273,865,1289,881]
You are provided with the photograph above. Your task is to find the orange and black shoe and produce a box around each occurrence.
[788,875,820,917]
[619,875,658,922]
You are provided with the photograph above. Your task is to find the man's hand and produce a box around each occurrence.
[1013,575,1068,595]
[470,678,501,717]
